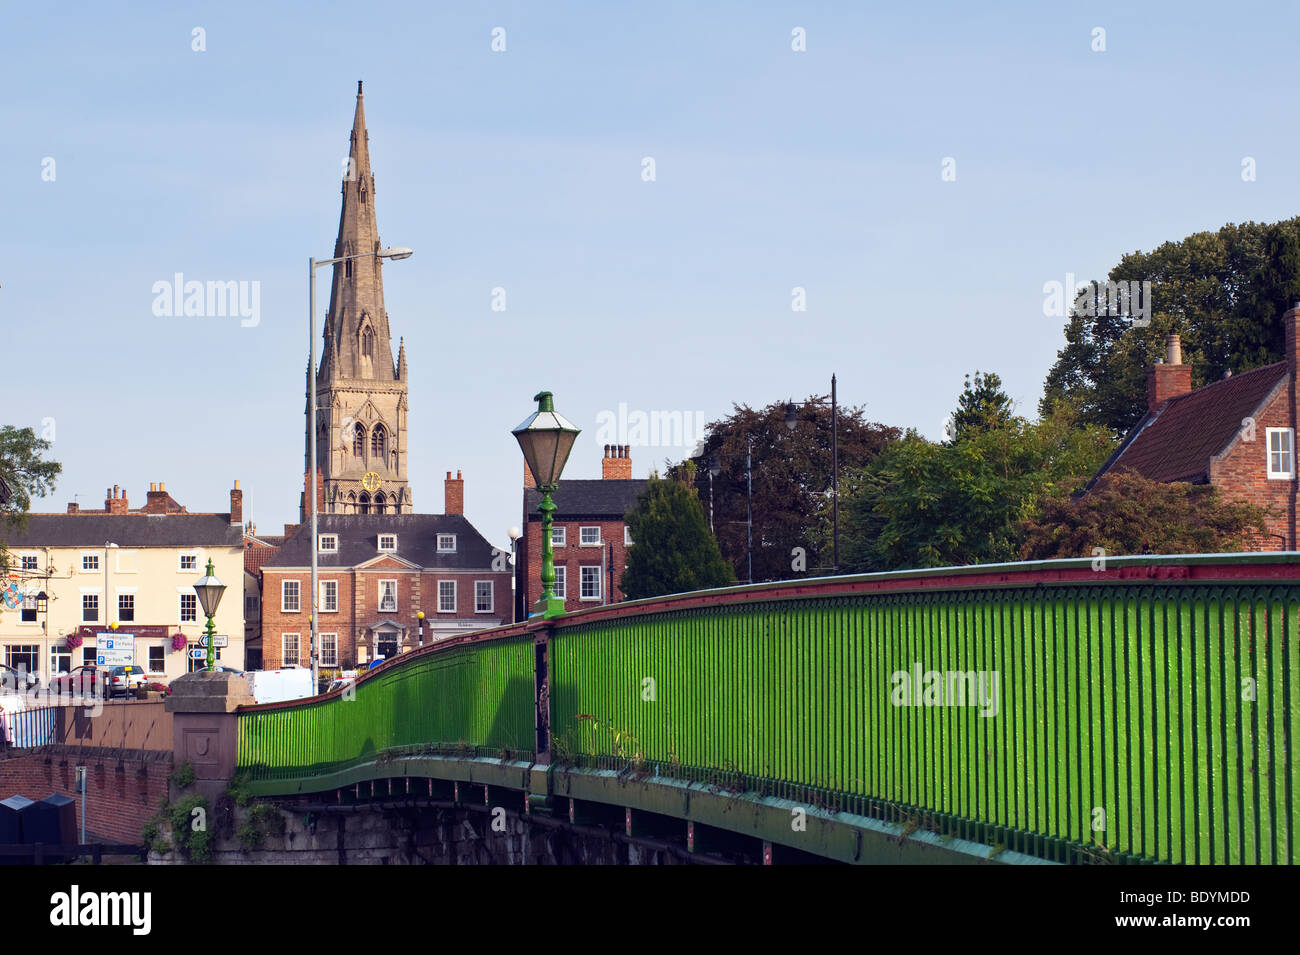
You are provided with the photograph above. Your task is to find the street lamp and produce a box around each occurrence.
[192,558,226,671]
[707,455,721,534]
[308,244,413,696]
[783,373,840,574]
[507,527,521,622]
[512,391,580,619]
[416,610,425,648]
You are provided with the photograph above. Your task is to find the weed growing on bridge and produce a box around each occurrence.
[237,803,286,851]
[169,760,195,789]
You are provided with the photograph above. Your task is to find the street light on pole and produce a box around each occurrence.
[192,558,227,671]
[512,392,580,619]
[784,373,840,574]
[308,244,413,695]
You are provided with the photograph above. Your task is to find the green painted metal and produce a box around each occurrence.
[548,584,1297,864]
[237,634,535,782]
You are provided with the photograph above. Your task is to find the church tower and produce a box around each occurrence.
[306,81,412,518]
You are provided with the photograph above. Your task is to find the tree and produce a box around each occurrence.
[841,393,1115,572]
[668,398,900,582]
[948,370,1014,442]
[620,474,736,599]
[1041,218,1300,435]
[1018,471,1270,559]
[0,425,62,572]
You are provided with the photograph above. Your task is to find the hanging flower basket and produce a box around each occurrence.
[170,633,188,652]
[64,633,83,651]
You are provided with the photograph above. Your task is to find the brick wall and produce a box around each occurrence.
[523,518,630,611]
[1209,383,1296,549]
[0,747,171,844]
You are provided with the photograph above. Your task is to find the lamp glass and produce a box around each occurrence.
[512,391,581,488]
[193,560,227,618]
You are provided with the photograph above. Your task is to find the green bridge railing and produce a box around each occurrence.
[237,555,1299,864]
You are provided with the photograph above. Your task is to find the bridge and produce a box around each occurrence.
[234,554,1298,865]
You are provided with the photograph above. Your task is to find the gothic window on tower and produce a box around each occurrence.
[362,325,374,360]
[359,492,370,514]
[374,491,386,514]
[345,258,352,279]
[354,422,365,457]
[372,426,386,460]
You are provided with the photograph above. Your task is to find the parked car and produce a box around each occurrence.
[53,665,101,695]
[0,664,39,692]
[106,665,148,698]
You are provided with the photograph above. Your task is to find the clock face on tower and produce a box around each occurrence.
[362,471,381,493]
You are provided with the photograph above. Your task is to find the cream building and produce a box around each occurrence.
[0,483,245,686]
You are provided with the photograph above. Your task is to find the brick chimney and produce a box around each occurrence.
[145,482,170,514]
[445,470,464,515]
[524,461,537,490]
[602,444,632,480]
[67,502,79,514]
[299,468,324,522]
[1147,334,1193,413]
[230,480,243,525]
[105,485,129,514]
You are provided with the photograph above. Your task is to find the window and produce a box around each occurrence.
[551,526,566,547]
[189,645,222,673]
[5,645,39,675]
[319,535,338,553]
[180,593,197,623]
[82,646,96,667]
[353,423,365,457]
[372,426,386,459]
[81,554,99,572]
[1268,428,1294,479]
[282,580,301,612]
[624,526,633,546]
[282,633,300,667]
[437,534,456,553]
[82,593,99,622]
[50,647,71,676]
[553,565,566,599]
[321,580,338,612]
[179,553,198,572]
[245,594,259,616]
[475,581,493,613]
[20,555,37,572]
[320,633,338,668]
[580,527,601,546]
[148,645,164,673]
[438,580,456,613]
[580,566,601,601]
[378,535,397,552]
[378,579,397,613]
[20,594,37,623]
[118,593,135,622]
[362,325,374,359]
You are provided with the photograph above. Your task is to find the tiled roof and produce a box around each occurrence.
[3,513,243,548]
[1096,361,1288,484]
[524,479,649,520]
[244,542,281,575]
[261,514,500,569]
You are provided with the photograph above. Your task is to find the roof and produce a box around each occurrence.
[261,514,500,570]
[1095,361,1288,484]
[244,540,281,574]
[524,479,649,520]
[2,513,243,548]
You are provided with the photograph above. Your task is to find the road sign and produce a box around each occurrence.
[97,633,134,667]
[199,634,228,648]
[189,649,205,660]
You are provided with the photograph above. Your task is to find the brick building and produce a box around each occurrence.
[260,474,510,670]
[1091,306,1300,549]
[516,445,647,618]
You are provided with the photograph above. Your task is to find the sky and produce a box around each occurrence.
[4,1,1300,550]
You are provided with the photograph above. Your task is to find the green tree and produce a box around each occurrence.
[0,425,62,573]
[1041,218,1300,434]
[620,474,736,599]
[1018,471,1270,559]
[842,397,1114,572]
[670,398,900,582]
[948,370,1014,442]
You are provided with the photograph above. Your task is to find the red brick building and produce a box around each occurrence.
[1091,306,1300,549]
[516,445,648,618]
[260,474,511,670]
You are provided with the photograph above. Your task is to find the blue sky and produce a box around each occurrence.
[3,1,1299,549]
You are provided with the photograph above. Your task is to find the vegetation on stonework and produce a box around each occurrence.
[237,803,286,852]
[1018,471,1271,559]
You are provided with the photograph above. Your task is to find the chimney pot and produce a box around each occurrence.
[1166,334,1182,366]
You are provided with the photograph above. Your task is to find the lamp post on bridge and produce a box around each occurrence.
[512,391,580,619]
[192,558,227,671]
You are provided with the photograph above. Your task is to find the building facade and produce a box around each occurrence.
[516,445,646,618]
[0,483,245,685]
[1091,306,1300,549]
[306,81,412,519]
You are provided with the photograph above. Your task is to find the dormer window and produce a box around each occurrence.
[319,534,338,553]
[378,534,397,552]
[437,534,456,553]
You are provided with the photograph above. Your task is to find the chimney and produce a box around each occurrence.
[445,470,464,516]
[66,502,79,514]
[602,444,632,480]
[105,485,129,514]
[1147,334,1193,413]
[230,479,243,525]
[145,481,170,514]
[524,461,537,490]
[299,468,325,523]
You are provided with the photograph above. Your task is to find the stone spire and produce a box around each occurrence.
[318,80,396,383]
[396,337,407,381]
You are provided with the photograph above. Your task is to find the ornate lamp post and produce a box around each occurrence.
[192,558,227,671]
[512,391,580,619]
